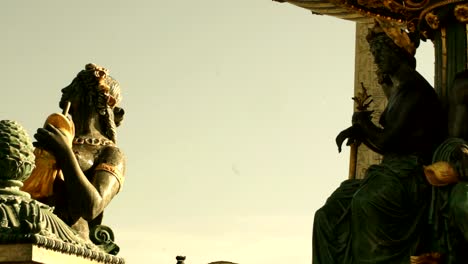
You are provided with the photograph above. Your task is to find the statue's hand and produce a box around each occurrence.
[33,124,72,160]
[352,110,373,126]
[336,125,359,153]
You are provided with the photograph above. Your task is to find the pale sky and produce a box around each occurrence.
[0,1,435,263]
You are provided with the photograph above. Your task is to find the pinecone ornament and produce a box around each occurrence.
[0,120,35,181]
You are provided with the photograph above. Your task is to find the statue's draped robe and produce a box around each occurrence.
[313,70,446,263]
[313,155,430,264]
[427,139,468,264]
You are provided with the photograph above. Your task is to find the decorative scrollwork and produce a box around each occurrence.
[425,11,440,29]
[90,225,120,255]
[278,0,468,40]
[403,0,431,9]
[0,196,124,263]
[455,3,468,23]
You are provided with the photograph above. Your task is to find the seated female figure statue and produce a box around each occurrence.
[313,24,446,263]
[24,64,126,243]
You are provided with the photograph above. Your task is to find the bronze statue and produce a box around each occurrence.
[313,23,446,263]
[336,25,445,160]
[416,70,468,263]
[22,64,126,249]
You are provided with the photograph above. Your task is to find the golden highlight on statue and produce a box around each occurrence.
[22,103,74,198]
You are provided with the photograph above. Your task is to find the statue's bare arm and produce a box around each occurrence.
[89,146,125,220]
[34,124,125,221]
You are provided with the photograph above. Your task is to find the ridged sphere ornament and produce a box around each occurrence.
[0,120,35,182]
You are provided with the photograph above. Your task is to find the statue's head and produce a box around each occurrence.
[60,64,125,142]
[453,70,468,95]
[366,23,417,79]
[449,70,468,139]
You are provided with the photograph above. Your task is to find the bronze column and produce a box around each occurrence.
[428,4,468,105]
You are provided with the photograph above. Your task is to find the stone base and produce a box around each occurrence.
[0,244,109,264]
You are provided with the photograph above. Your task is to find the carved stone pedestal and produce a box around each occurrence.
[0,244,121,264]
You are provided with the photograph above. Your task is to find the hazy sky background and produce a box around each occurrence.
[1,1,434,263]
